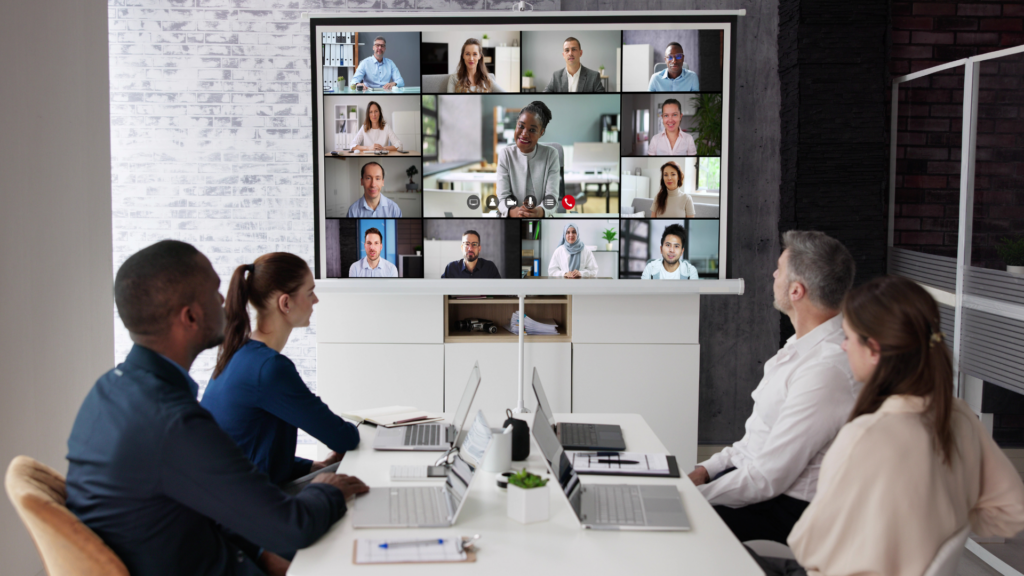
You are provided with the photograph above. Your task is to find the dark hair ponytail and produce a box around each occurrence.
[520,101,552,131]
[212,252,311,379]
[843,275,955,465]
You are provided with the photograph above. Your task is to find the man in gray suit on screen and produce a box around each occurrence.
[543,37,606,93]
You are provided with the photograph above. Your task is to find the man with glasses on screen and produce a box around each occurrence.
[351,36,404,91]
[649,42,700,92]
[349,227,398,278]
[641,224,699,279]
[543,37,606,93]
[441,230,501,278]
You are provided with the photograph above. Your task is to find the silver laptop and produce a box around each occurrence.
[532,368,626,451]
[351,411,492,528]
[373,362,482,451]
[532,409,690,531]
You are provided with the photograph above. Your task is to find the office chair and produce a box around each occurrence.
[5,456,129,576]
[422,74,450,94]
[922,525,971,576]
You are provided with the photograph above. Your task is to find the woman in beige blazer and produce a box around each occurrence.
[496,101,561,218]
[753,275,1024,576]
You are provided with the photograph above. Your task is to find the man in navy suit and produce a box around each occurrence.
[65,240,368,576]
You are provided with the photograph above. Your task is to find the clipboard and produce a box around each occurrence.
[573,455,681,478]
[353,537,477,564]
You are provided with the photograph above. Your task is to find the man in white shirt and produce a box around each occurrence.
[543,37,605,93]
[689,230,858,544]
[348,227,398,278]
[641,224,699,279]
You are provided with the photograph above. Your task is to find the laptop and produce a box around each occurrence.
[373,362,482,451]
[532,368,626,451]
[531,409,690,531]
[351,411,492,528]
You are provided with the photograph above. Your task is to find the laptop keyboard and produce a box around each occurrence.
[594,485,644,525]
[560,423,598,447]
[389,487,445,525]
[404,424,440,446]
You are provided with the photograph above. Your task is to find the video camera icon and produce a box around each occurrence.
[504,198,519,208]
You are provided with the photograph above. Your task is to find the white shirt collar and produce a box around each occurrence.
[783,314,844,357]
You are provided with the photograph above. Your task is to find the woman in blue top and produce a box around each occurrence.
[202,252,359,487]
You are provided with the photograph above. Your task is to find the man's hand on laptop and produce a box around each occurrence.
[311,473,370,499]
[310,450,343,472]
[688,466,710,486]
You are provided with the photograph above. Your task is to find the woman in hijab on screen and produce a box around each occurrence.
[548,223,598,279]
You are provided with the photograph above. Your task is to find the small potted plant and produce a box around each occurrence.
[406,165,419,192]
[598,64,605,76]
[997,236,1024,276]
[482,34,490,47]
[522,69,534,90]
[602,227,617,251]
[507,469,549,524]
[414,245,422,256]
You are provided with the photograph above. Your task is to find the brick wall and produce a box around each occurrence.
[891,1,1024,268]
[107,0,559,398]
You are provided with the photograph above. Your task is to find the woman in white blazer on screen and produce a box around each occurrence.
[349,100,402,152]
[548,223,598,279]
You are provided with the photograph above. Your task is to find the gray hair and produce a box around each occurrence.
[374,36,386,46]
[781,230,855,310]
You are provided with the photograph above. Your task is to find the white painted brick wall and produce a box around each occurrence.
[108,0,557,454]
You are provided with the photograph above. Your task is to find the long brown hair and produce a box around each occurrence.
[212,252,311,378]
[454,38,492,93]
[843,275,955,464]
[652,161,684,217]
[362,101,386,132]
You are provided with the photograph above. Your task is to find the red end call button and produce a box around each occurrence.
[561,196,575,210]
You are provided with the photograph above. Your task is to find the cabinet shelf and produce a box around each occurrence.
[443,295,572,343]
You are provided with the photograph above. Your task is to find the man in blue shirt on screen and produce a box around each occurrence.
[346,162,402,218]
[648,42,700,92]
[441,230,501,278]
[350,227,398,277]
[641,224,700,279]
[351,36,404,90]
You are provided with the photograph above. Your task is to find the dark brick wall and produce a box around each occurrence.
[778,0,891,344]
[891,1,1024,269]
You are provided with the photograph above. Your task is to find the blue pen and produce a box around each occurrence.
[379,538,445,549]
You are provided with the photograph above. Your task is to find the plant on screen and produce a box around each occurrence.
[523,70,534,78]
[602,228,617,243]
[997,236,1024,267]
[508,469,548,489]
[693,93,722,156]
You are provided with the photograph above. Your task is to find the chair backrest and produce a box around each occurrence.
[743,539,796,561]
[5,456,129,576]
[922,525,971,576]
[422,74,450,94]
[693,202,720,218]
[632,197,653,217]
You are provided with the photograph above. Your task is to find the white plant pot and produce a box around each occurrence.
[507,484,549,524]
[606,242,615,251]
[1008,265,1024,276]
[522,77,534,89]
[482,39,490,47]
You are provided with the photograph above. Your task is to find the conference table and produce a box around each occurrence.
[288,412,764,575]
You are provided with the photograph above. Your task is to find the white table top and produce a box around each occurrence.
[288,412,763,575]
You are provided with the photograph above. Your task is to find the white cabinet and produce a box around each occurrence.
[317,343,445,414]
[620,174,650,213]
[623,43,651,92]
[572,295,699,344]
[444,342,571,416]
[423,240,462,279]
[495,46,521,93]
[316,293,442,344]
[572,343,699,471]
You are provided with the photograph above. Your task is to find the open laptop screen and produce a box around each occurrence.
[444,411,491,520]
[532,409,582,517]
[531,367,555,422]
[450,363,482,446]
